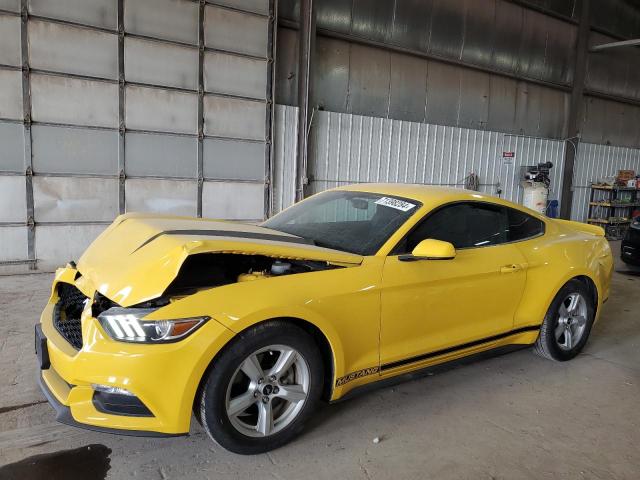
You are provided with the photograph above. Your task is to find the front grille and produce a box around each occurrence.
[53,283,88,350]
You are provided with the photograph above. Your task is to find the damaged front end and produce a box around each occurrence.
[36,214,371,435]
[75,213,363,308]
[46,211,365,350]
[88,253,342,344]
[37,264,236,435]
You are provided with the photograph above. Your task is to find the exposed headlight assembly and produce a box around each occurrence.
[97,307,208,343]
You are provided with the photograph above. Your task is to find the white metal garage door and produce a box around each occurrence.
[0,0,274,272]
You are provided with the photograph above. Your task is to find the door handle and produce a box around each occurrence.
[500,264,523,273]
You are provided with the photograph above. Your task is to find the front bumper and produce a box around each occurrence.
[38,369,183,438]
[37,266,234,436]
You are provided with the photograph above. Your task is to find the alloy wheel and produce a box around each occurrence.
[225,345,310,437]
[555,293,588,351]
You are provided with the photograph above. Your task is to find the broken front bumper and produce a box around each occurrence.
[37,266,234,437]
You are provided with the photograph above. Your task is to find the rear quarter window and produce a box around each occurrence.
[507,208,545,242]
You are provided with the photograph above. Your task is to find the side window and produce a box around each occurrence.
[405,204,471,251]
[466,204,509,247]
[403,202,509,252]
[506,208,545,241]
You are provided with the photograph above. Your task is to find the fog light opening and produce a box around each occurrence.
[92,384,135,396]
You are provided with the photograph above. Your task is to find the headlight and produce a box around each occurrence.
[97,307,208,343]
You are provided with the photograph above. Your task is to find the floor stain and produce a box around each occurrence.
[0,444,111,480]
[0,400,47,415]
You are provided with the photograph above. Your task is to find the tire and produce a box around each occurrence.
[533,279,596,362]
[198,321,324,454]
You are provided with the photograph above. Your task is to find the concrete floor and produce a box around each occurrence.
[0,242,639,479]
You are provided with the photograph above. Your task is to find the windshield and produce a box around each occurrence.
[262,190,422,255]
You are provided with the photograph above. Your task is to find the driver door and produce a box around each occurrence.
[379,202,528,372]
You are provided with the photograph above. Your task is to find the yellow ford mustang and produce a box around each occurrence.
[36,184,613,453]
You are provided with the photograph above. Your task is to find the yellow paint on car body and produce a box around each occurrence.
[38,184,612,435]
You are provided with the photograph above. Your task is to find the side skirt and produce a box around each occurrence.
[333,335,538,404]
[380,325,540,372]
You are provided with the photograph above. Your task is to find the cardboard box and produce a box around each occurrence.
[617,170,636,182]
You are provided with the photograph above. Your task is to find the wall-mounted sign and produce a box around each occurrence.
[502,151,515,166]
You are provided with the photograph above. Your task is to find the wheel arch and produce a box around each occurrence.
[192,316,338,418]
[545,273,600,319]
[279,317,336,401]
[573,274,599,313]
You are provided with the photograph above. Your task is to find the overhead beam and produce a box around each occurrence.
[505,0,577,25]
[560,0,590,220]
[590,38,640,52]
[585,88,640,109]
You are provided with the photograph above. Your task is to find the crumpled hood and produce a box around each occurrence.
[76,213,363,307]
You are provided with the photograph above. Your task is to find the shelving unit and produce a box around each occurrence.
[587,185,639,239]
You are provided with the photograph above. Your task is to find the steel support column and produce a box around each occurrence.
[20,0,36,269]
[117,0,126,214]
[295,0,315,202]
[197,0,205,218]
[265,0,277,218]
[560,0,590,220]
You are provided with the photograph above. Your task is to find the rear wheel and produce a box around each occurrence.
[198,321,324,454]
[534,279,595,361]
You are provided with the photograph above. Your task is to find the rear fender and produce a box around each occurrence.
[553,219,605,237]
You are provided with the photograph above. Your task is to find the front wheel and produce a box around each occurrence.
[534,279,596,361]
[198,321,324,454]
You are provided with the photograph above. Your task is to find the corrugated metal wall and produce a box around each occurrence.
[580,96,640,148]
[310,37,570,139]
[582,26,640,149]
[276,30,571,141]
[271,0,640,223]
[571,142,640,221]
[0,0,274,272]
[590,0,640,40]
[272,106,640,224]
[277,0,640,150]
[273,106,566,214]
[279,0,578,89]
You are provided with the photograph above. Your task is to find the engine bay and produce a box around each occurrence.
[163,253,338,298]
[89,253,341,315]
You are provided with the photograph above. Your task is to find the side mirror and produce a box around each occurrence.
[399,239,456,262]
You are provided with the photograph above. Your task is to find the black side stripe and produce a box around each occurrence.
[380,325,540,372]
[133,229,314,253]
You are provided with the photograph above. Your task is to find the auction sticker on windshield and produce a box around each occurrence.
[374,197,416,212]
